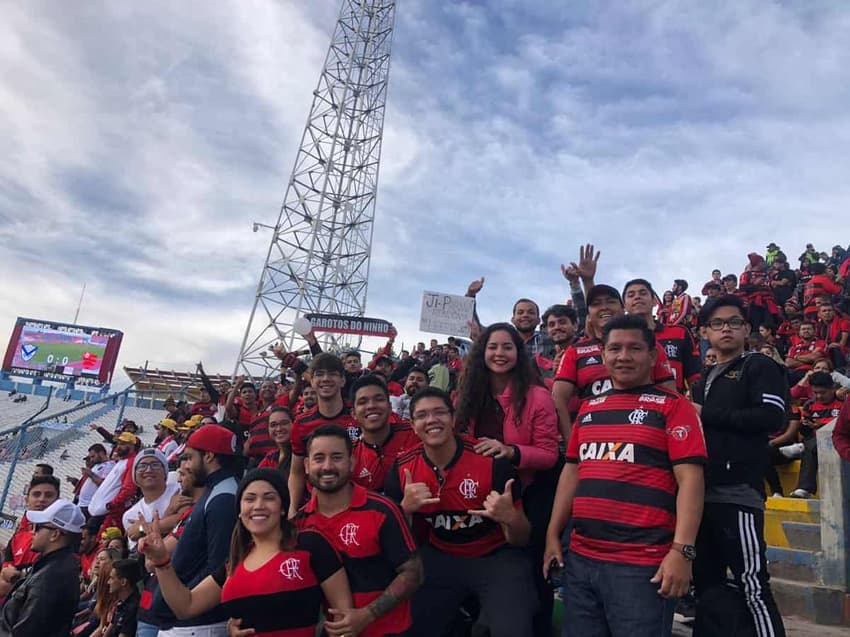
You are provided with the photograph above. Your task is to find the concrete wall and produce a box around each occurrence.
[816,419,849,591]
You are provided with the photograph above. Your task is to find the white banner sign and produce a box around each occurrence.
[419,291,474,337]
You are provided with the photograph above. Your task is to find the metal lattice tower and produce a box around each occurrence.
[235,0,397,379]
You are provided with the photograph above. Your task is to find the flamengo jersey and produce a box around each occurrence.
[385,438,521,559]
[352,423,421,493]
[291,406,360,456]
[654,323,701,393]
[555,336,676,401]
[212,530,342,637]
[800,397,844,439]
[565,385,706,567]
[295,483,416,637]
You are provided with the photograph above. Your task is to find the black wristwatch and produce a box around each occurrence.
[671,542,697,561]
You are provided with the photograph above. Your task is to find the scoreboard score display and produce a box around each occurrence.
[2,318,123,385]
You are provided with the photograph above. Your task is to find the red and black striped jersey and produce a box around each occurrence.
[352,422,421,493]
[800,397,844,439]
[212,530,342,637]
[385,438,521,559]
[654,323,701,393]
[295,484,416,637]
[291,406,359,456]
[245,409,275,460]
[565,385,706,566]
[554,336,675,401]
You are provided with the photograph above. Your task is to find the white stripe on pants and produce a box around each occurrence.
[158,622,227,637]
[737,510,776,637]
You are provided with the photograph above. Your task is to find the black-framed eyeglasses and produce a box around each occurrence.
[135,462,165,473]
[706,317,747,331]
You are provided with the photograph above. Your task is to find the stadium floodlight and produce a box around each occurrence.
[234,0,397,380]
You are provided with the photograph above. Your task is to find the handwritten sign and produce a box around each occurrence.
[419,291,474,337]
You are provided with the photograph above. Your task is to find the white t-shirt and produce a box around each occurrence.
[122,482,180,549]
[78,461,116,507]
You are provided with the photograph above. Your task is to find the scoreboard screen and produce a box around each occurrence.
[2,318,123,385]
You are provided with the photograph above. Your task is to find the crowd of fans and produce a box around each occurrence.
[0,240,849,637]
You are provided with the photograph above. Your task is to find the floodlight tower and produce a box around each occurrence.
[235,0,397,379]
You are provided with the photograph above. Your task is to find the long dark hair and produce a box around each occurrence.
[455,323,543,432]
[228,469,297,576]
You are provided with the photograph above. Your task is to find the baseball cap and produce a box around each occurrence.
[132,448,168,484]
[26,499,85,534]
[115,432,139,445]
[187,424,239,456]
[101,526,123,542]
[586,284,623,307]
[158,418,178,432]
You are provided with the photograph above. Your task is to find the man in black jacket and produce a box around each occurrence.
[691,296,786,636]
[0,499,84,637]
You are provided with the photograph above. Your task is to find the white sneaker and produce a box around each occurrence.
[771,492,784,498]
[790,488,814,498]
[779,442,804,459]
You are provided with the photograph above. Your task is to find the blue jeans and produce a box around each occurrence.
[562,552,675,637]
[136,621,159,637]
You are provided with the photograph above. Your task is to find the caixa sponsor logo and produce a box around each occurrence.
[578,442,635,463]
[639,394,666,405]
[590,379,612,395]
[576,346,600,355]
[427,513,485,530]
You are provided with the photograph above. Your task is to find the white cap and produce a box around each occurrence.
[26,499,85,534]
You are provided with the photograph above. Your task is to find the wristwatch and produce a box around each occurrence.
[671,542,697,561]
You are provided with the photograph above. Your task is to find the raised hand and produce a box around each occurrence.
[468,479,517,525]
[570,243,600,281]
[401,468,440,514]
[560,264,580,285]
[466,277,485,297]
[136,513,169,565]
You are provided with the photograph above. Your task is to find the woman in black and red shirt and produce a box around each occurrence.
[138,469,352,636]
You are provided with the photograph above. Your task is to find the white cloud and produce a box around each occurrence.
[1,0,849,381]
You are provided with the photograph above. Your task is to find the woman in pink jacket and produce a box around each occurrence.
[455,323,559,486]
[454,322,560,636]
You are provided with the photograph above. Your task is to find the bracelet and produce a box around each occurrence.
[152,557,171,569]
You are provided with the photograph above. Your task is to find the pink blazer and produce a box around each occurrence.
[467,384,560,488]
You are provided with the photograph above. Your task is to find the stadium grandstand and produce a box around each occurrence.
[123,365,234,401]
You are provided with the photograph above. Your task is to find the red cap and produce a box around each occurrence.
[187,424,239,456]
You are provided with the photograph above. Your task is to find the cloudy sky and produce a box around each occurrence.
[2,0,849,383]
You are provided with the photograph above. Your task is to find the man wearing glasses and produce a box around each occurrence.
[0,499,85,637]
[691,295,787,636]
[288,353,359,516]
[385,387,535,637]
[122,448,180,550]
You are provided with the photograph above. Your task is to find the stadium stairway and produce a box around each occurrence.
[765,462,850,626]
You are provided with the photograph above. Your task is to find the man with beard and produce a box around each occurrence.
[0,475,60,597]
[155,418,180,459]
[143,424,239,637]
[391,367,430,420]
[122,448,181,550]
[0,499,84,637]
[296,425,423,637]
[553,285,676,440]
[623,279,701,394]
[299,384,318,413]
[350,376,420,493]
[75,443,114,519]
[87,432,140,532]
[540,304,579,381]
[288,354,358,516]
